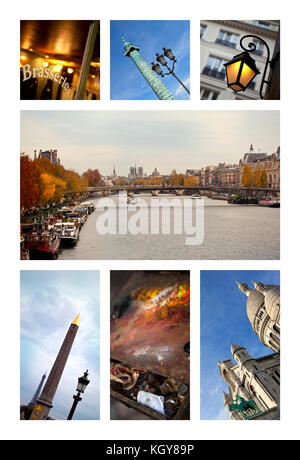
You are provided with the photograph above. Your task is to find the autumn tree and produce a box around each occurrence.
[113,178,130,186]
[241,164,253,187]
[184,175,198,186]
[82,169,101,187]
[40,173,66,203]
[260,168,268,187]
[252,165,261,187]
[21,156,91,209]
[20,155,44,209]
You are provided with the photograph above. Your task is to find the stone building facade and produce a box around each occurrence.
[218,281,280,420]
[200,20,279,100]
[240,145,280,189]
[34,149,60,165]
[187,144,280,189]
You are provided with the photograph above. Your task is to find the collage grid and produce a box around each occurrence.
[3,0,298,443]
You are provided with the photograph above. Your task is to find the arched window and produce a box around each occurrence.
[270,332,280,345]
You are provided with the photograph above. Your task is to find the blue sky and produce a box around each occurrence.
[110,20,190,100]
[200,270,280,420]
[21,110,280,176]
[20,270,100,420]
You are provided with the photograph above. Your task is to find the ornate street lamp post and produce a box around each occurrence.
[151,47,190,95]
[224,35,279,99]
[67,370,90,420]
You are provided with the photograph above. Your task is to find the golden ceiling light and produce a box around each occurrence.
[67,67,74,74]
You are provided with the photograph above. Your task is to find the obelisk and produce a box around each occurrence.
[30,314,80,420]
[122,37,175,100]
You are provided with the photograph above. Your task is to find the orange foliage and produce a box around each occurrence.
[82,169,101,187]
[20,155,44,209]
[20,155,89,210]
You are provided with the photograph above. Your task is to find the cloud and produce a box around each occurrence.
[175,78,190,96]
[20,111,280,177]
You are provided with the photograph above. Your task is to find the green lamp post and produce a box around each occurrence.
[122,37,175,100]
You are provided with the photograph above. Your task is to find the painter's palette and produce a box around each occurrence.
[110,271,190,384]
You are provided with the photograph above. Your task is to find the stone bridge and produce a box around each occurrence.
[63,184,279,200]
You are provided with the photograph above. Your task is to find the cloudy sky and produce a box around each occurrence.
[20,110,280,177]
[110,20,190,100]
[20,270,100,420]
[200,270,280,420]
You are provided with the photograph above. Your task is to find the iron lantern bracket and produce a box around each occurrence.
[152,49,190,95]
[159,60,176,77]
[239,34,278,99]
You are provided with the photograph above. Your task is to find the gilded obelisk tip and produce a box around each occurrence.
[72,314,80,327]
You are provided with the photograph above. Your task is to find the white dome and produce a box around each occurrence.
[246,290,265,324]
[264,285,280,321]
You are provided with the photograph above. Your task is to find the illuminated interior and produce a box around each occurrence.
[226,60,242,86]
[20,20,100,100]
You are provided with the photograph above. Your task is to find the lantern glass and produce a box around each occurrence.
[226,60,242,85]
[76,380,85,393]
[156,54,167,66]
[239,62,256,87]
[230,84,243,92]
[152,63,163,76]
[76,371,90,393]
[224,50,260,93]
[164,48,175,60]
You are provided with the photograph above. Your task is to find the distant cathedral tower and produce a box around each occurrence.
[29,315,80,420]
[122,37,175,100]
[28,371,47,406]
[218,281,280,420]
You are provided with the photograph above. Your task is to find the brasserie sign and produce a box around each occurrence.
[22,64,70,90]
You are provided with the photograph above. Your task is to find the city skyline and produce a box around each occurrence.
[20,271,100,420]
[21,110,280,177]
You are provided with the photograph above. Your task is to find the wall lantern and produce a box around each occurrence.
[224,34,279,99]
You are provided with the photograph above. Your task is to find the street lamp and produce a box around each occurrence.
[224,34,279,99]
[67,370,90,420]
[151,47,190,95]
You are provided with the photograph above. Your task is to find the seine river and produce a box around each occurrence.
[59,195,280,260]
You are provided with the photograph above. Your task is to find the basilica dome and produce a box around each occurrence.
[246,289,265,324]
[264,285,280,320]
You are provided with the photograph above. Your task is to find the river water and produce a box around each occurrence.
[59,195,280,260]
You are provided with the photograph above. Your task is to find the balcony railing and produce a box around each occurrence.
[215,38,237,49]
[202,67,226,81]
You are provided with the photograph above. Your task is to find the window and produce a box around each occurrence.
[248,75,258,91]
[216,30,239,49]
[202,56,227,80]
[252,39,265,57]
[200,25,207,39]
[201,87,220,100]
[258,20,272,29]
